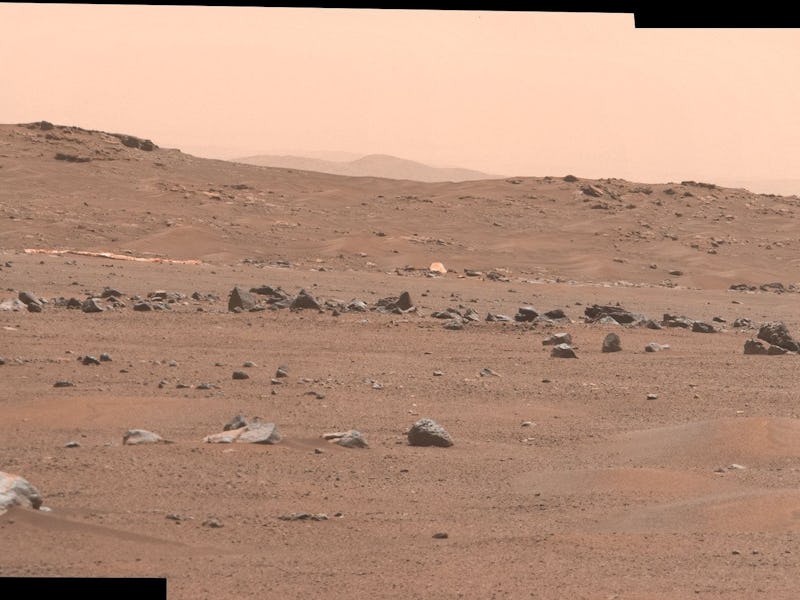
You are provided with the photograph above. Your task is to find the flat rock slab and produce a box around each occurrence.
[123,429,169,445]
[0,472,43,514]
[205,422,281,444]
[645,342,670,353]
[408,418,453,447]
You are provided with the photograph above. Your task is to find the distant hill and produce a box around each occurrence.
[232,152,502,182]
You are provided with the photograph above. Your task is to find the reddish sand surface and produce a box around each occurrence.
[2,122,800,598]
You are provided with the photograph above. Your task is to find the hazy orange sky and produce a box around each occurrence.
[3,4,800,193]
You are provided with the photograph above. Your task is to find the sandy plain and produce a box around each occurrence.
[2,122,800,598]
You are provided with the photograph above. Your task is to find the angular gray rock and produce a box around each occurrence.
[551,343,578,358]
[662,313,693,329]
[462,308,480,322]
[81,298,104,313]
[544,308,567,320]
[757,322,800,352]
[584,304,638,324]
[743,339,768,355]
[346,299,368,312]
[323,430,369,449]
[123,429,166,445]
[236,421,282,444]
[692,321,716,333]
[542,333,572,346]
[393,291,413,311]
[232,370,250,380]
[514,306,539,322]
[0,472,43,514]
[228,286,256,312]
[408,418,453,447]
[602,332,622,352]
[18,291,42,309]
[443,319,464,330]
[290,289,321,310]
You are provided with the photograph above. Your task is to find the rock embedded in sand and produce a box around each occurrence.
[228,286,256,312]
[443,319,464,330]
[53,380,75,387]
[81,298,104,313]
[0,471,43,514]
[757,322,800,352]
[544,309,567,320]
[232,370,250,380]
[602,333,622,352]
[123,429,166,445]
[206,421,281,444]
[743,339,768,355]
[408,418,453,447]
[645,342,669,353]
[551,343,578,358]
[584,304,638,324]
[514,306,539,322]
[323,430,369,449]
[692,322,716,333]
[236,421,282,444]
[662,314,693,329]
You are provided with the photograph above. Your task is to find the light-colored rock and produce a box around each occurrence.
[0,472,43,514]
[123,429,167,445]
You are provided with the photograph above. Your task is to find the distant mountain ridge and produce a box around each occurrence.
[233,152,502,182]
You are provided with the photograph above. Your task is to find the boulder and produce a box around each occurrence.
[743,339,768,355]
[228,286,256,312]
[551,343,578,358]
[236,421,281,444]
[757,322,800,352]
[0,472,43,514]
[584,304,637,324]
[602,333,622,352]
[514,306,539,322]
[408,418,453,447]
[290,289,321,310]
[81,298,104,313]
